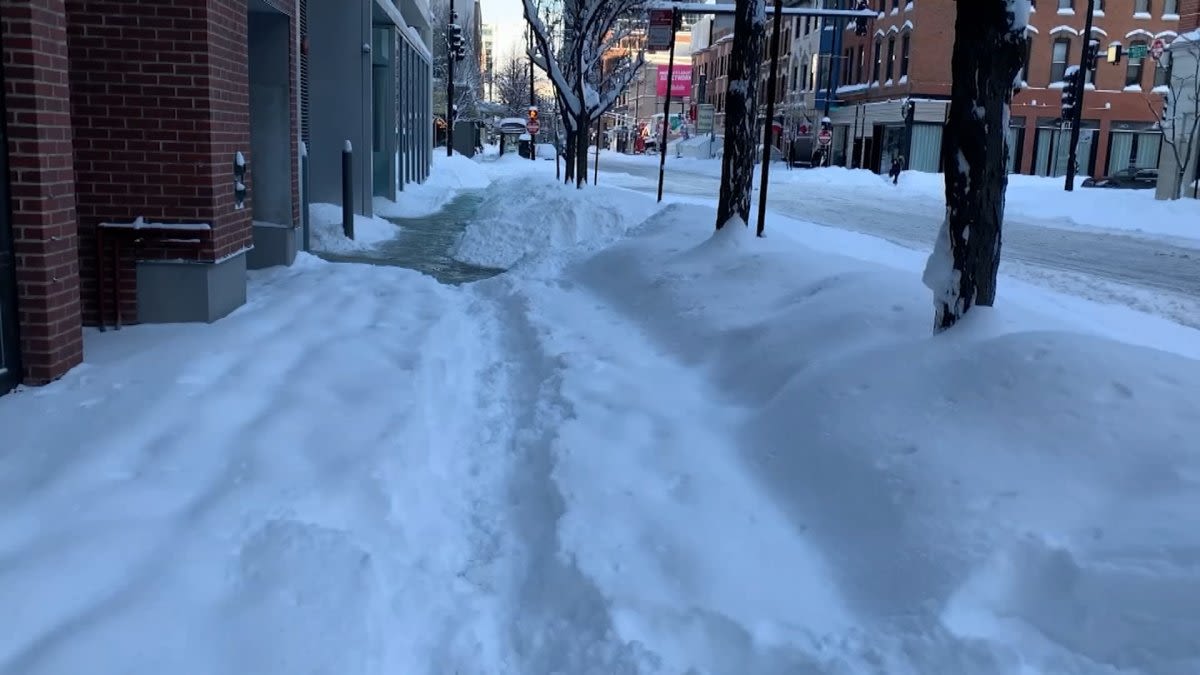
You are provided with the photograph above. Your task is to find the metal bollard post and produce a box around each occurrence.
[342,140,354,240]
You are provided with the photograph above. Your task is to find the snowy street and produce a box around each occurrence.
[599,154,1200,326]
[2,154,1200,674]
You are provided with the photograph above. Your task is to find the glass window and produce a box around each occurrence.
[1050,38,1070,82]
[901,34,911,78]
[1058,0,1072,9]
[1153,55,1170,87]
[1164,0,1177,13]
[873,39,882,81]
[1135,0,1150,12]
[886,36,896,81]
[857,45,865,83]
[1126,40,1146,87]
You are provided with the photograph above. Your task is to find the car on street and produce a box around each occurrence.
[1082,167,1159,189]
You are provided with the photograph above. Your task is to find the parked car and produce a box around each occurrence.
[1082,167,1158,189]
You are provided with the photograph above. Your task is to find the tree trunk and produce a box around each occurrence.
[715,0,767,230]
[923,0,1027,332]
[575,114,590,188]
[564,125,576,183]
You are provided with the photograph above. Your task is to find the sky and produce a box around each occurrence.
[479,0,527,69]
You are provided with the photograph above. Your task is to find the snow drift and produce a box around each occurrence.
[452,174,657,270]
[528,202,1200,674]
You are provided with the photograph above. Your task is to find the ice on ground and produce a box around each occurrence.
[374,151,492,219]
[308,203,400,252]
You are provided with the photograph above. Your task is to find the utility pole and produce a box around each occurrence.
[1064,0,1096,191]
[528,25,536,161]
[756,0,784,237]
[446,0,465,157]
[657,7,680,202]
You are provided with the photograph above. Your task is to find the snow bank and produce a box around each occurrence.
[374,151,491,219]
[526,202,1200,674]
[765,166,1200,242]
[452,174,657,270]
[308,203,399,252]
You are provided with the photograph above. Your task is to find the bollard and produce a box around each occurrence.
[342,140,354,240]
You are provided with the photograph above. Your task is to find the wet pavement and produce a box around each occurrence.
[316,192,504,285]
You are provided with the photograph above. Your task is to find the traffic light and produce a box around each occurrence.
[854,0,870,36]
[1107,43,1123,65]
[1086,40,1101,70]
[448,18,465,62]
[1060,66,1080,119]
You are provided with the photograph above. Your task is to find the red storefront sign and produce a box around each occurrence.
[655,66,693,98]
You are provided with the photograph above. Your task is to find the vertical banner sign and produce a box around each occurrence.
[647,9,674,51]
[656,66,693,97]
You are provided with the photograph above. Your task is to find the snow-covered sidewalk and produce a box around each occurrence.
[2,167,1199,674]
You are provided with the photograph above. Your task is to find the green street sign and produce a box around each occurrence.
[1128,43,1148,59]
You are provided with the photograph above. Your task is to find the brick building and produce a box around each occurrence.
[817,0,1182,177]
[1,0,434,395]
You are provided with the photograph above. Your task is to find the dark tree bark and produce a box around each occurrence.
[715,0,767,230]
[924,0,1028,332]
[575,113,590,187]
[563,124,576,183]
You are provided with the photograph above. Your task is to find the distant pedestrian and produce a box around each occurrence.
[889,156,904,185]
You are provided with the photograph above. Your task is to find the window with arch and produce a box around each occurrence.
[873,38,882,81]
[886,35,896,81]
[1126,39,1147,87]
[1050,37,1070,82]
[1153,52,1170,87]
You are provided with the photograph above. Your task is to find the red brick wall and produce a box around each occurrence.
[1182,0,1200,30]
[839,1,1182,179]
[2,0,85,385]
[64,0,255,324]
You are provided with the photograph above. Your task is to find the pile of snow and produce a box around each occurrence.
[308,203,399,252]
[510,202,1200,674]
[374,151,491,219]
[451,173,657,270]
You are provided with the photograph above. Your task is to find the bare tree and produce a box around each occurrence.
[431,0,484,124]
[922,0,1028,332]
[493,48,532,118]
[523,0,646,187]
[1148,39,1200,200]
[715,0,767,230]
